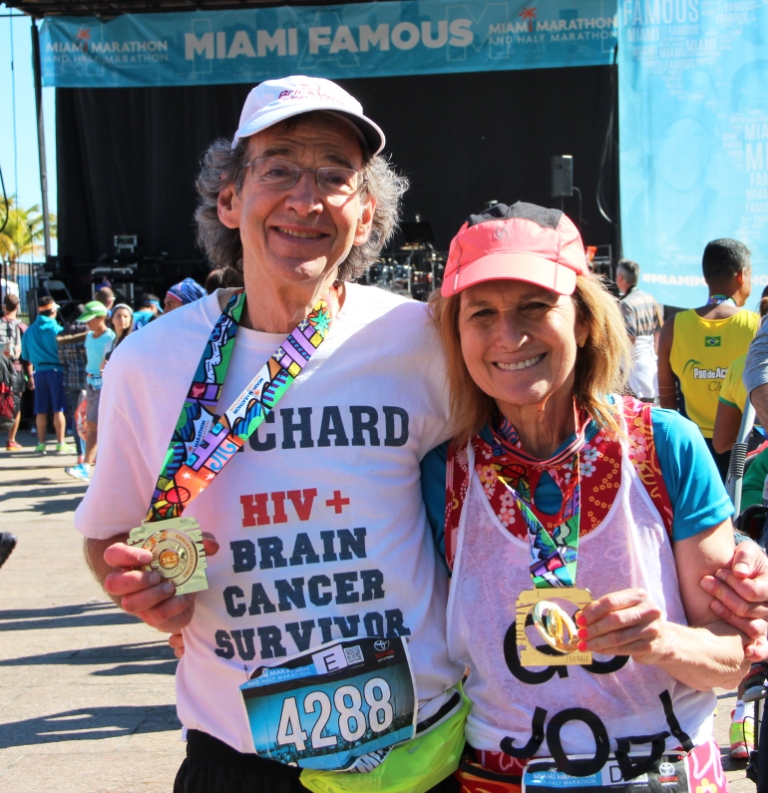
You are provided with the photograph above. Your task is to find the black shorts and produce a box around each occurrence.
[174,730,461,793]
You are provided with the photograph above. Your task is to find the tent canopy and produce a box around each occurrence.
[6,0,349,17]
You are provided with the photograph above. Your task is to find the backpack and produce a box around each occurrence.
[0,318,21,361]
[0,356,22,430]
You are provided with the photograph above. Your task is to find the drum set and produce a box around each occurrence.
[360,245,446,302]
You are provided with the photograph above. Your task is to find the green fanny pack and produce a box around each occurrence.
[299,685,469,793]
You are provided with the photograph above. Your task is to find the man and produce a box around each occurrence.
[21,296,75,455]
[658,238,759,479]
[616,259,663,401]
[76,76,464,792]
[57,310,89,466]
[75,78,768,792]
[131,293,162,330]
[741,281,768,786]
[64,301,114,483]
[94,286,115,315]
[0,293,31,451]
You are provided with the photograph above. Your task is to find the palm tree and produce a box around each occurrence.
[0,196,57,280]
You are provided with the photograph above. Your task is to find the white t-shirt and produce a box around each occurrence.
[75,284,464,753]
[627,335,658,400]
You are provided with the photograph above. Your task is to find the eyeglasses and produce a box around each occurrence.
[242,156,366,197]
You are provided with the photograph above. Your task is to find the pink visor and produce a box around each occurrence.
[441,203,590,297]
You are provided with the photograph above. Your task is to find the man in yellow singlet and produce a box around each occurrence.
[658,238,759,480]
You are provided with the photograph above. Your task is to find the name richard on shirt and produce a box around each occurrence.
[249,405,409,451]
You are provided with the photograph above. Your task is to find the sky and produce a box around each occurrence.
[0,7,57,253]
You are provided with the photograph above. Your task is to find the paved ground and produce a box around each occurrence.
[0,428,760,791]
[0,429,184,793]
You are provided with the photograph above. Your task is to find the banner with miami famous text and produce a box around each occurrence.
[40,0,618,88]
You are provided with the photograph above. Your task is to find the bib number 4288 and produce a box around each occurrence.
[277,678,394,751]
[241,636,417,770]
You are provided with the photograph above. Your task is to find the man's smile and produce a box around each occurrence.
[274,226,328,239]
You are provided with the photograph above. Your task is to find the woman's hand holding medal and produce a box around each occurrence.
[574,588,666,661]
[576,581,754,690]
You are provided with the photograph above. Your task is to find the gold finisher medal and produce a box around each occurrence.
[516,587,592,666]
[128,516,208,595]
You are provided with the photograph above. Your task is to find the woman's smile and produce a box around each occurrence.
[495,353,546,371]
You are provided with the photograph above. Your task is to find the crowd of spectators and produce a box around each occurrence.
[0,277,206,474]
[0,277,206,569]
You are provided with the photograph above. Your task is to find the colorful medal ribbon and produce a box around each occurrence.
[491,403,587,588]
[147,290,335,522]
[506,473,580,588]
[706,294,737,306]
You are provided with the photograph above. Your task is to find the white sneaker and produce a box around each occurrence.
[64,464,90,483]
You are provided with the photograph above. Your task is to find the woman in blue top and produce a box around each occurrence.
[428,202,748,793]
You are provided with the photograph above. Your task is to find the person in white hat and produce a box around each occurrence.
[74,76,467,792]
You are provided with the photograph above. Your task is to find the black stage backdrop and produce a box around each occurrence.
[57,67,618,297]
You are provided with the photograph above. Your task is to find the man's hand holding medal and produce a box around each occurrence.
[96,530,219,634]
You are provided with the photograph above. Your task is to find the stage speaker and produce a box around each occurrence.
[551,155,574,198]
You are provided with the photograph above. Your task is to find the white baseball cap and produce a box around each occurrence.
[232,75,385,155]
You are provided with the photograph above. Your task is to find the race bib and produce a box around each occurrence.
[240,637,417,771]
[523,756,689,793]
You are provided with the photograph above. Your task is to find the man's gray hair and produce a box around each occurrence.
[194,136,408,285]
[616,258,640,288]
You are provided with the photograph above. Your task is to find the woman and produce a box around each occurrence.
[429,203,748,792]
[132,293,163,330]
[110,303,133,351]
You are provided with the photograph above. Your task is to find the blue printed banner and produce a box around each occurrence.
[618,0,768,308]
[40,1,618,88]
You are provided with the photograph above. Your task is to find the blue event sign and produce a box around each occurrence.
[40,1,618,88]
[618,0,768,308]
